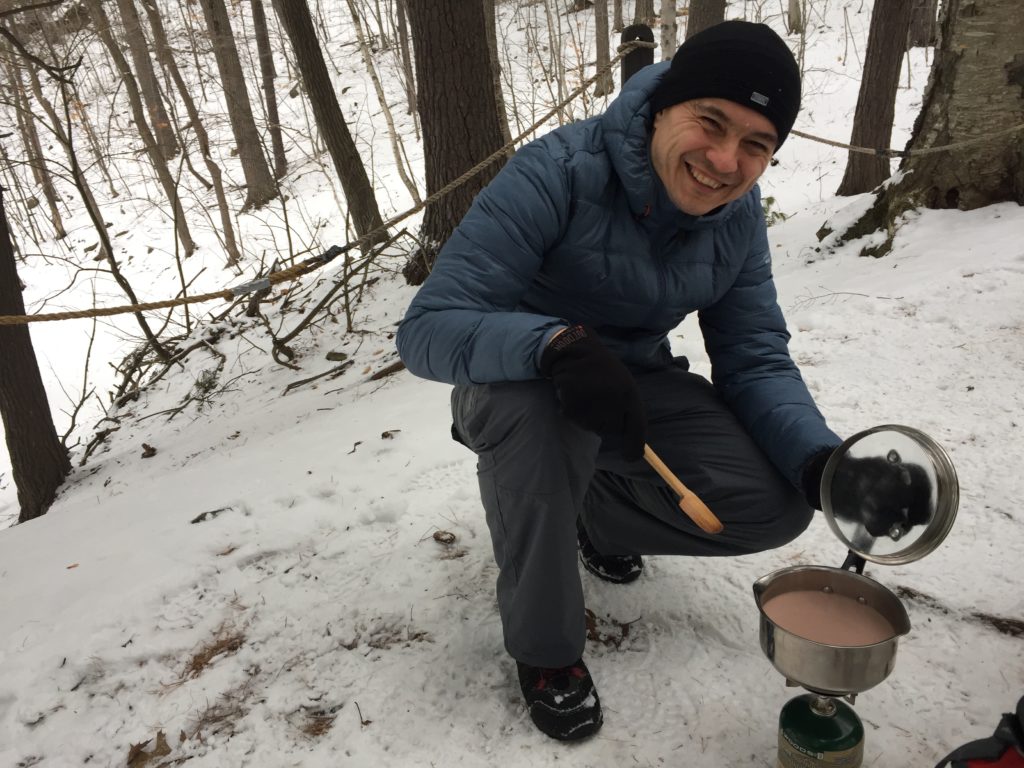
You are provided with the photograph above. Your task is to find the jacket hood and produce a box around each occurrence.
[600,61,741,231]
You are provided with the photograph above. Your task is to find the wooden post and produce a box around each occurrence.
[620,24,654,87]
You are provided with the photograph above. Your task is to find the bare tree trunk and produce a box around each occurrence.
[686,0,725,39]
[482,0,514,155]
[271,0,386,244]
[344,0,423,201]
[0,139,43,248]
[24,54,174,360]
[541,0,567,124]
[828,0,1024,256]
[71,86,119,198]
[140,0,243,267]
[612,0,624,31]
[0,187,71,523]
[250,0,288,179]
[788,0,804,34]
[395,0,417,119]
[908,0,939,47]
[84,0,196,255]
[113,0,179,159]
[836,0,913,195]
[25,64,108,256]
[6,59,66,239]
[32,19,119,197]
[660,0,677,59]
[198,0,279,209]
[178,0,206,100]
[593,0,615,95]
[633,0,656,25]
[402,0,507,284]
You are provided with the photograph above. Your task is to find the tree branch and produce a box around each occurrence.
[0,25,80,82]
[0,0,66,20]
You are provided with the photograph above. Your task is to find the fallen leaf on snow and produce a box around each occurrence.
[433,530,457,545]
[126,730,171,767]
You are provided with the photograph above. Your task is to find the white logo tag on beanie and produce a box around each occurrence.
[750,91,769,106]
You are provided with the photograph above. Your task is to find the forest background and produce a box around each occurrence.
[0,0,1022,765]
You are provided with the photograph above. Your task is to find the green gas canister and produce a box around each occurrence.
[778,693,864,768]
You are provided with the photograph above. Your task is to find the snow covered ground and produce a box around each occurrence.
[1,2,1022,766]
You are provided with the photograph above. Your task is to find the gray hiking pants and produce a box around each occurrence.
[450,361,812,668]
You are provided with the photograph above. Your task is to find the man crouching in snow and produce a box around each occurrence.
[397,21,913,742]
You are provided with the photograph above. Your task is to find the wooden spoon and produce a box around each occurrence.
[643,444,724,534]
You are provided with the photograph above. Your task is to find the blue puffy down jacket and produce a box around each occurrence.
[396,62,840,486]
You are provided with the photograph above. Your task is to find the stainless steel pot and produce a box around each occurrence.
[753,565,911,696]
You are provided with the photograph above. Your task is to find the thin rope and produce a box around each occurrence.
[790,122,1024,158]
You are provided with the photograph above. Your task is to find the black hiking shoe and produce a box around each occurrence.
[577,517,643,584]
[516,658,603,741]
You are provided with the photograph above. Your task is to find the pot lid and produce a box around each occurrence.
[820,424,959,566]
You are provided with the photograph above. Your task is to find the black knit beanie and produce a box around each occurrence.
[649,20,801,150]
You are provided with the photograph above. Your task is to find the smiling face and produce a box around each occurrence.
[650,98,778,216]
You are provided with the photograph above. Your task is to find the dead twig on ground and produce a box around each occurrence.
[368,359,405,381]
[282,360,354,395]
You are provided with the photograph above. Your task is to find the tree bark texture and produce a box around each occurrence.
[272,0,385,244]
[250,0,288,180]
[402,0,507,284]
[633,0,655,26]
[395,0,417,117]
[0,188,70,523]
[788,0,804,34]
[908,0,939,47]
[660,0,677,60]
[593,0,615,95]
[482,0,514,154]
[832,0,1024,254]
[836,0,913,196]
[686,0,726,39]
[198,0,278,209]
[113,0,179,159]
[612,0,623,31]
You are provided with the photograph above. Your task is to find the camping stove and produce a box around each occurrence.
[754,563,911,767]
[753,425,959,768]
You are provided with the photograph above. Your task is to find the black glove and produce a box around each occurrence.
[800,447,834,511]
[827,454,933,541]
[540,324,646,460]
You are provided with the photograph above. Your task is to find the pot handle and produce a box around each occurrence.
[841,549,867,574]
